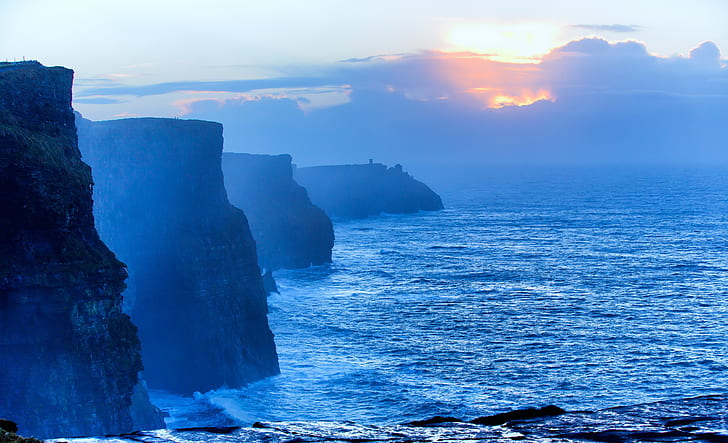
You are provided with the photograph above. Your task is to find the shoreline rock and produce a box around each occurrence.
[0,428,43,443]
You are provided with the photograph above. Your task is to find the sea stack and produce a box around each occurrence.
[0,62,161,438]
[222,153,334,270]
[77,117,279,394]
[295,162,444,219]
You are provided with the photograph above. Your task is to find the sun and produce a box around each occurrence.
[446,23,560,63]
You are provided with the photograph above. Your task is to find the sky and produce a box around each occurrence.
[1,0,727,168]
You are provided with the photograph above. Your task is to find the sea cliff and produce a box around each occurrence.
[295,162,443,219]
[222,153,334,270]
[0,62,160,438]
[77,117,279,394]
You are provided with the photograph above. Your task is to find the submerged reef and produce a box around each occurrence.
[77,116,279,394]
[222,153,334,270]
[295,162,443,219]
[0,61,161,438]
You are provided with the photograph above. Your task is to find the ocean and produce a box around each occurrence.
[53,166,728,441]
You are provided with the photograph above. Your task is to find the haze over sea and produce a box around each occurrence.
[145,165,728,430]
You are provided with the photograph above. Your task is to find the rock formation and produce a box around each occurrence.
[0,61,161,438]
[295,162,444,219]
[222,153,334,270]
[76,116,279,394]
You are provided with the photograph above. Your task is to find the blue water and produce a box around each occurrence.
[161,166,728,428]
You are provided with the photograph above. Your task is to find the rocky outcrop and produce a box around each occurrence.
[0,61,161,438]
[222,153,334,270]
[0,428,43,443]
[77,117,279,394]
[295,162,443,219]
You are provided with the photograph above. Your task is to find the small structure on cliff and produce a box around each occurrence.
[222,152,334,270]
[0,62,163,438]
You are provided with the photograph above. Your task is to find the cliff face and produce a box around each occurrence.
[295,162,444,219]
[77,117,279,394]
[222,153,334,270]
[0,62,158,438]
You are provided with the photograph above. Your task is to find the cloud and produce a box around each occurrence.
[73,97,123,104]
[192,39,728,167]
[78,38,728,168]
[690,41,722,67]
[542,39,727,98]
[339,54,409,63]
[571,24,642,33]
[75,77,339,98]
[73,78,119,87]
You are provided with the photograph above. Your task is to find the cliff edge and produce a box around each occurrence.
[0,62,160,438]
[295,162,443,219]
[222,153,334,270]
[77,116,279,394]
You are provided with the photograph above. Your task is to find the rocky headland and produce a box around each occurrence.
[222,153,334,270]
[295,162,443,219]
[0,61,162,438]
[76,117,279,394]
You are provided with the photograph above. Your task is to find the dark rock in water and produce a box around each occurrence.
[471,405,566,425]
[505,395,728,442]
[295,162,443,219]
[556,428,694,442]
[262,269,279,295]
[222,153,334,270]
[0,61,161,438]
[406,416,463,426]
[76,116,279,394]
[0,420,17,434]
[174,426,241,434]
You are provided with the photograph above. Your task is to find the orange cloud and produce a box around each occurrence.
[489,89,553,108]
[413,51,553,109]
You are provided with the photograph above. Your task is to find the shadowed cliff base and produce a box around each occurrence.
[222,153,334,270]
[0,61,162,438]
[294,162,443,219]
[76,116,279,394]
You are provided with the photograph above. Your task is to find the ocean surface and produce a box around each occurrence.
[55,166,728,441]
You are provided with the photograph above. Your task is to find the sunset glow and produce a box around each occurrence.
[431,51,554,109]
[463,86,554,108]
[490,89,554,108]
[447,23,560,63]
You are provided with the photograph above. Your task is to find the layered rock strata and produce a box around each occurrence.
[295,162,443,219]
[77,117,279,394]
[222,153,334,270]
[0,61,160,438]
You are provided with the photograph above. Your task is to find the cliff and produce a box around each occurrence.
[294,162,444,219]
[0,62,161,438]
[76,117,279,394]
[222,153,334,270]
